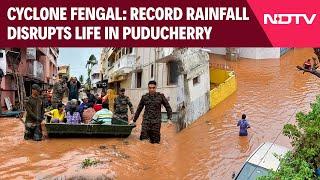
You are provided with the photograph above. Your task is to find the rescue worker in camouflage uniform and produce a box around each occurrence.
[52,76,68,108]
[132,80,172,144]
[114,88,134,122]
[24,84,44,141]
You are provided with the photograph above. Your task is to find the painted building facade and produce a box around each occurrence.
[101,47,210,128]
[57,65,70,80]
[0,48,59,111]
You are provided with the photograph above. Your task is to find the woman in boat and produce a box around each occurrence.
[102,89,117,113]
[93,93,103,112]
[83,103,96,124]
[45,103,65,123]
[66,100,81,124]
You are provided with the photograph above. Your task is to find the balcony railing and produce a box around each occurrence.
[108,54,135,76]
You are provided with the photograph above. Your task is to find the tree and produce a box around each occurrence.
[85,54,97,89]
[79,75,84,84]
[261,96,320,179]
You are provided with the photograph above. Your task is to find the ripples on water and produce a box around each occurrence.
[0,48,319,179]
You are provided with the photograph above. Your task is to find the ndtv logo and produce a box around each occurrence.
[264,14,317,25]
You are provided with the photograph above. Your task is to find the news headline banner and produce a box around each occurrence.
[0,0,274,47]
[7,7,250,40]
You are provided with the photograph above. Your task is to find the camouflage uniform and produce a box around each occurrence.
[24,95,44,141]
[133,92,172,143]
[114,95,134,122]
[52,81,66,108]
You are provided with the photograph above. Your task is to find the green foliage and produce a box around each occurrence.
[85,54,97,89]
[79,75,84,84]
[81,158,100,168]
[261,96,320,179]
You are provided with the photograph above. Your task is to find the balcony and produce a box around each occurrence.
[108,54,135,77]
[26,60,44,81]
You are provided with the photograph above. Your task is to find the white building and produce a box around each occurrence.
[209,48,292,59]
[91,64,101,88]
[101,48,210,129]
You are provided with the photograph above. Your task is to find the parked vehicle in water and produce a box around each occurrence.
[232,142,290,180]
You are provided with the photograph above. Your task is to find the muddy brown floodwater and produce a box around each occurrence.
[0,48,319,180]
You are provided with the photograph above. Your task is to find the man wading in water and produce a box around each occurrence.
[114,88,134,122]
[24,84,44,141]
[237,114,250,136]
[132,80,172,144]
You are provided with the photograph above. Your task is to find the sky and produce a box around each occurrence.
[57,48,102,79]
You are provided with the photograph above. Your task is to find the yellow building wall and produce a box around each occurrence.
[210,70,237,109]
[210,69,230,84]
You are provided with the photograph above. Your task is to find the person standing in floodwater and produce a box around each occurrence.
[132,80,172,144]
[24,84,44,141]
[237,114,250,136]
[114,88,134,122]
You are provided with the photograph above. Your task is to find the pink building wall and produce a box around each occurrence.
[1,48,58,111]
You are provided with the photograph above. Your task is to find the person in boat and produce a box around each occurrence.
[67,77,81,101]
[24,84,44,141]
[45,103,65,123]
[95,94,101,103]
[66,100,81,124]
[91,102,113,125]
[237,114,250,136]
[93,93,103,112]
[79,95,90,111]
[83,103,96,124]
[102,89,117,112]
[114,88,134,122]
[303,59,312,70]
[100,91,106,102]
[85,89,96,106]
[52,76,68,108]
[132,80,172,144]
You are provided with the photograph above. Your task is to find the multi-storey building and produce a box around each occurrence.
[0,47,59,111]
[100,47,210,128]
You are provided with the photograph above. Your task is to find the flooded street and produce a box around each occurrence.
[0,48,319,179]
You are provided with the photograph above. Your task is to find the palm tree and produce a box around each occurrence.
[79,75,84,85]
[85,54,98,89]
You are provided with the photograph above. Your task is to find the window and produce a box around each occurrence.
[136,71,142,88]
[151,64,154,78]
[0,52,3,58]
[235,162,269,180]
[167,61,179,85]
[193,76,200,86]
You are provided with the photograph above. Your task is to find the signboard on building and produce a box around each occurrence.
[0,49,7,75]
[26,48,36,60]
